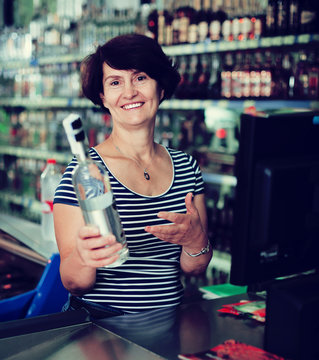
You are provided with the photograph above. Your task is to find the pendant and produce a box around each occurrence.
[144,170,150,180]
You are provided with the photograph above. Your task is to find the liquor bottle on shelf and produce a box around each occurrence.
[308,51,319,100]
[187,54,200,98]
[250,51,263,99]
[293,51,310,99]
[197,0,211,43]
[63,113,129,268]
[208,53,222,99]
[209,0,227,41]
[265,0,277,36]
[259,51,273,98]
[175,55,190,99]
[300,0,319,34]
[197,54,211,99]
[40,158,61,249]
[277,0,290,35]
[187,7,199,44]
[289,0,301,34]
[221,52,234,98]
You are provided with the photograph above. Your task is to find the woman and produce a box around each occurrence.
[53,34,212,315]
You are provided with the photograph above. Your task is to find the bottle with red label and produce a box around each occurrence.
[40,158,61,248]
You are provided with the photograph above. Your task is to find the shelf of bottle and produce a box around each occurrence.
[1,97,318,111]
[0,145,71,164]
[0,191,42,215]
[1,33,318,70]
[163,33,319,56]
[160,99,319,111]
[0,97,93,109]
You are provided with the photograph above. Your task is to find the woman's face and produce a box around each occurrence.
[100,63,164,127]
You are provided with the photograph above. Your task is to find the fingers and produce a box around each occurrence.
[156,192,196,224]
[184,192,196,214]
[77,225,123,267]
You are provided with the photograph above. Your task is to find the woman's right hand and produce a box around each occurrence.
[76,225,124,268]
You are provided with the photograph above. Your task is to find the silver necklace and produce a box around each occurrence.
[111,137,155,181]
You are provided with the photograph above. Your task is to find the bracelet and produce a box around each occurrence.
[183,242,210,257]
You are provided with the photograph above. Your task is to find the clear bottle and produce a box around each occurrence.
[63,113,129,268]
[40,158,61,250]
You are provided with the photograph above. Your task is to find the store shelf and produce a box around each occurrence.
[0,145,71,164]
[0,191,42,215]
[0,97,93,109]
[162,33,319,56]
[161,99,319,111]
[1,97,318,111]
[1,33,318,70]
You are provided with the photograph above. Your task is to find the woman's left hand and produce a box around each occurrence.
[144,192,206,248]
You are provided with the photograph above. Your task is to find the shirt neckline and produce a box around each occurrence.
[91,145,175,198]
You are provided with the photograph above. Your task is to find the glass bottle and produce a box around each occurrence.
[63,113,129,268]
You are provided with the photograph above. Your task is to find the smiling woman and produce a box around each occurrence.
[53,34,212,315]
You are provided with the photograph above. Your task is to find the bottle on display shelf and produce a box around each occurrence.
[209,1,227,41]
[63,113,129,268]
[277,0,290,35]
[308,51,319,100]
[40,158,61,250]
[299,0,319,34]
[289,0,301,34]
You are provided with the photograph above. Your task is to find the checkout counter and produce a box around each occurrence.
[2,213,314,360]
[0,293,264,360]
[0,214,267,359]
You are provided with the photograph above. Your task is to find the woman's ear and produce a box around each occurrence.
[160,89,165,101]
[100,92,105,105]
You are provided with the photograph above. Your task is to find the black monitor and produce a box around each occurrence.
[230,109,319,288]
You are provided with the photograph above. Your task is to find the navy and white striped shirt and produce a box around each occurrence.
[54,146,204,313]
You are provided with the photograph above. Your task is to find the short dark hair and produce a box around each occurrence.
[81,33,181,111]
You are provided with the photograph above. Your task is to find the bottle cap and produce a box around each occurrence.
[63,113,86,156]
[47,159,56,164]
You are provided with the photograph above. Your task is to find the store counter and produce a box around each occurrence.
[0,293,264,360]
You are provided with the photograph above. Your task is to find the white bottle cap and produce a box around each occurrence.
[63,113,86,156]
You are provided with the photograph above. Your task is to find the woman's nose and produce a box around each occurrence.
[123,82,137,98]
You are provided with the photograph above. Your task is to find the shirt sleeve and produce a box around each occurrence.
[53,157,79,206]
[189,154,205,195]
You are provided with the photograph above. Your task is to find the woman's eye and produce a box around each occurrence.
[137,75,147,81]
[110,80,120,86]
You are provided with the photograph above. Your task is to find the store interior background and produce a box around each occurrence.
[0,0,319,303]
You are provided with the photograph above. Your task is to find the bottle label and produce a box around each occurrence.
[78,191,113,212]
[210,20,221,41]
[42,200,54,214]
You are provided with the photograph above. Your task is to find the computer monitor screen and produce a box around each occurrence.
[230,110,319,287]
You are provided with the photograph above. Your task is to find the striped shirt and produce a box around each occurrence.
[54,146,204,313]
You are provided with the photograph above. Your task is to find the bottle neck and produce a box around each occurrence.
[73,140,87,163]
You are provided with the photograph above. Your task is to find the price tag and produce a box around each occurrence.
[260,37,272,48]
[191,100,202,109]
[219,41,228,51]
[237,41,246,50]
[297,34,310,44]
[196,43,205,53]
[283,35,295,45]
[272,36,283,46]
[206,42,217,52]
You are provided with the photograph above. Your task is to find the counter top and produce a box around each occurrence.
[0,213,58,260]
[0,293,265,360]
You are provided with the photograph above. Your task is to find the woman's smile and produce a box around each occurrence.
[121,102,144,110]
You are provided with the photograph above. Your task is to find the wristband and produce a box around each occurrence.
[183,242,210,257]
